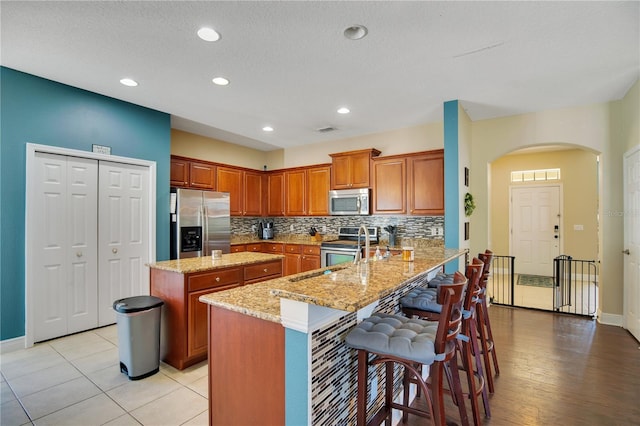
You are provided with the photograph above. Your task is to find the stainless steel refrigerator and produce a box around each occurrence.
[170,188,231,259]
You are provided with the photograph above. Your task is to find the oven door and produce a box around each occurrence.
[321,247,359,267]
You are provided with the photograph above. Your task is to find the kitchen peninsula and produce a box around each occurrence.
[148,252,284,369]
[199,247,467,426]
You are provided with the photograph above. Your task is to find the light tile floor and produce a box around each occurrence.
[0,325,208,426]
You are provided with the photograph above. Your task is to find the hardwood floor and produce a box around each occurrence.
[406,306,640,426]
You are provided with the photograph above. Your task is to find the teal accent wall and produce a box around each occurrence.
[0,67,171,340]
[285,328,308,425]
[444,100,460,272]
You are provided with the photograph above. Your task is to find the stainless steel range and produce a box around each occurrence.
[320,226,379,267]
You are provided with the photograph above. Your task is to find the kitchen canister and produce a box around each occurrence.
[401,247,414,262]
[212,250,222,259]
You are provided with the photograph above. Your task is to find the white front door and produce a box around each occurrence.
[98,161,150,326]
[511,185,561,276]
[624,147,640,342]
[32,153,98,342]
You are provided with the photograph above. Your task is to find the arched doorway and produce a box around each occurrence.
[487,145,599,316]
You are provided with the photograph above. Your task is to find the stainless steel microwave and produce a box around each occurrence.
[328,188,370,215]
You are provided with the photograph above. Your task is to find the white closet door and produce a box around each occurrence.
[33,153,98,342]
[98,161,150,326]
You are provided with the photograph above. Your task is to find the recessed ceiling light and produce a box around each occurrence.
[337,107,350,114]
[212,77,229,86]
[119,78,138,87]
[262,126,274,132]
[343,25,368,40]
[197,27,220,42]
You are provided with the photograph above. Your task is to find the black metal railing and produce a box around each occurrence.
[487,255,515,306]
[553,255,598,318]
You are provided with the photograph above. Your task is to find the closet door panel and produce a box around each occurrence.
[66,158,98,333]
[98,162,150,326]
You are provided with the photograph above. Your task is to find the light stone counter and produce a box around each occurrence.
[147,252,284,274]
[199,247,467,323]
[230,234,336,246]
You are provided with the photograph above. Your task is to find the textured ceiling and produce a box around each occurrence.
[2,1,638,151]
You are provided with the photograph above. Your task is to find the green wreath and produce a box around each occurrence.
[464,193,475,217]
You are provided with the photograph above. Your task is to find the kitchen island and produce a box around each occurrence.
[148,252,284,369]
[199,247,467,426]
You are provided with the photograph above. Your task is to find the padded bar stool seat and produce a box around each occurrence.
[400,259,491,426]
[427,273,455,288]
[346,273,467,426]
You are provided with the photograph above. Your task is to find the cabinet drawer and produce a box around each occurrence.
[263,243,284,253]
[188,268,241,292]
[230,244,246,253]
[244,261,283,282]
[302,245,321,256]
[285,244,302,254]
[246,243,262,252]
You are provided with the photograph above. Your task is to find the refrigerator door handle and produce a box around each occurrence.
[203,205,209,256]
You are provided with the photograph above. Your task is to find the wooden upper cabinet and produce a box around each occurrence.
[285,169,306,216]
[329,148,381,189]
[267,172,285,216]
[244,171,264,216]
[170,158,189,187]
[217,166,243,215]
[189,161,216,190]
[372,156,407,214]
[170,156,215,189]
[408,150,444,215]
[306,165,331,216]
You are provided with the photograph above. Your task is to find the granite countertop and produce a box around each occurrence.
[199,247,466,323]
[147,252,284,274]
[230,234,445,250]
[231,234,335,246]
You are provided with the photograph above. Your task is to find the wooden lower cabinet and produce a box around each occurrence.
[150,259,282,370]
[301,245,321,272]
[208,306,284,425]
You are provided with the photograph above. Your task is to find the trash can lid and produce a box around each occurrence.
[113,295,164,313]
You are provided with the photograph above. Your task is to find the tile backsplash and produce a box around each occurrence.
[231,215,444,240]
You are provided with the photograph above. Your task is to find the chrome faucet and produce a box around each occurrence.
[353,225,370,264]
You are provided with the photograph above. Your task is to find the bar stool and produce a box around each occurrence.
[477,250,499,393]
[400,259,490,426]
[345,272,467,426]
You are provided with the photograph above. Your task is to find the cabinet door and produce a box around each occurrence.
[267,172,285,216]
[408,152,444,215]
[188,284,238,358]
[284,253,301,276]
[189,162,216,190]
[372,157,406,214]
[307,166,330,216]
[331,155,353,189]
[301,255,320,272]
[170,158,189,187]
[244,171,264,216]
[217,167,243,216]
[285,170,306,216]
[349,151,373,188]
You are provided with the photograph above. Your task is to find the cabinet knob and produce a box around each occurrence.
[215,277,220,282]
[264,268,268,272]
[76,251,83,258]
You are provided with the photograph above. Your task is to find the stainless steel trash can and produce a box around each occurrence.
[113,295,164,380]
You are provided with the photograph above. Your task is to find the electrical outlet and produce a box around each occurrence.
[322,225,327,233]
[290,224,294,232]
[251,225,256,232]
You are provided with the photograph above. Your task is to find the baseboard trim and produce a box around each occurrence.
[0,336,26,354]
[597,310,624,327]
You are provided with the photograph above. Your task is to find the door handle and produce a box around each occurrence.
[112,248,118,254]
[623,249,630,255]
